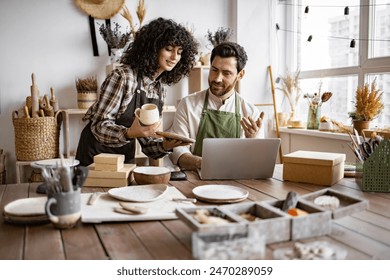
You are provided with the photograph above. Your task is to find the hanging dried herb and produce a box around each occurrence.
[206,27,233,47]
[99,22,131,49]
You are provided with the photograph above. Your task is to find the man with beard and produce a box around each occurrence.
[169,41,264,171]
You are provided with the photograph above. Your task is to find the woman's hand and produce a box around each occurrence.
[126,118,161,138]
[240,111,265,138]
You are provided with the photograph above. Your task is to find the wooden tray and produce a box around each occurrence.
[220,202,291,244]
[265,199,331,240]
[175,206,244,233]
[300,188,368,219]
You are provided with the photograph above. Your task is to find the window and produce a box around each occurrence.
[290,0,390,126]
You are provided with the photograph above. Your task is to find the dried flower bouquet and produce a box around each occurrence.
[350,79,384,121]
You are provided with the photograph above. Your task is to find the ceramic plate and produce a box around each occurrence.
[192,185,249,203]
[4,197,47,217]
[108,184,169,202]
[287,126,305,129]
[31,158,80,168]
[156,131,195,144]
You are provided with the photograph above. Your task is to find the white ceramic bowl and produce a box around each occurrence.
[133,166,171,185]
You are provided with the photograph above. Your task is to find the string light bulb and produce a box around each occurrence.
[344,6,349,15]
[276,23,280,31]
[350,39,356,48]
[304,6,309,14]
[307,35,313,42]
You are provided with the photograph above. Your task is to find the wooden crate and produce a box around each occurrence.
[300,188,368,219]
[220,202,290,244]
[283,151,346,186]
[266,199,331,240]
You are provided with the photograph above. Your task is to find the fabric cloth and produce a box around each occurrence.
[76,66,169,167]
[193,90,241,156]
[169,89,262,165]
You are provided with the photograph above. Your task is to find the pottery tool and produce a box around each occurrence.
[43,95,54,116]
[281,191,298,212]
[87,192,102,205]
[354,129,362,145]
[172,198,197,203]
[30,73,40,118]
[23,105,30,118]
[268,65,283,163]
[59,155,73,192]
[50,87,59,112]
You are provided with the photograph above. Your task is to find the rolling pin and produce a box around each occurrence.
[50,87,59,112]
[43,94,54,116]
[30,73,40,118]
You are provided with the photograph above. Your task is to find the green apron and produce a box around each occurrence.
[193,90,241,156]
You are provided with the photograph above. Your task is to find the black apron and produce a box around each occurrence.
[193,90,241,156]
[76,74,163,167]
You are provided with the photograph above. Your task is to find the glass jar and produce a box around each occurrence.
[306,104,321,129]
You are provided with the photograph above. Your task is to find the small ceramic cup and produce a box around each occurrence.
[45,189,81,229]
[134,103,159,126]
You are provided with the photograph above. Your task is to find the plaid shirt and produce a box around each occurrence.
[83,66,169,159]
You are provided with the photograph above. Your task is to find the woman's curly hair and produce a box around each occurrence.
[121,17,199,85]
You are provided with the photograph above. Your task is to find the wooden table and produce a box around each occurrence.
[1,165,389,260]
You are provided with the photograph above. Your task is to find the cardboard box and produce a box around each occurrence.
[221,202,291,244]
[93,153,125,165]
[84,163,135,187]
[94,162,124,172]
[87,163,135,179]
[283,151,346,186]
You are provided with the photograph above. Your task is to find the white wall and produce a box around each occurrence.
[0,0,278,183]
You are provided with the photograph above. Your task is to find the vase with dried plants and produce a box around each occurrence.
[75,76,98,109]
[349,79,384,135]
[277,69,301,127]
[200,27,233,65]
[98,0,147,63]
[303,81,333,129]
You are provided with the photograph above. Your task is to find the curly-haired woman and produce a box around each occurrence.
[76,18,199,167]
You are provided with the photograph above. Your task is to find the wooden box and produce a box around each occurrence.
[283,151,346,186]
[84,163,135,187]
[220,202,290,244]
[300,188,368,219]
[266,199,331,240]
[175,206,244,233]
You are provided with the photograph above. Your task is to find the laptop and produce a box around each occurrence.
[198,138,281,180]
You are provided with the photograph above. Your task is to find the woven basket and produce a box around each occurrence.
[77,92,97,109]
[12,111,61,161]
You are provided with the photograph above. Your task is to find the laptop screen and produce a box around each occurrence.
[199,138,280,180]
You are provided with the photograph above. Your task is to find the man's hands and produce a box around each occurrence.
[240,111,265,138]
[177,153,202,171]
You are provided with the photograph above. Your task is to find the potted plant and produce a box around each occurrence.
[349,79,384,135]
[75,76,98,109]
[277,69,301,127]
[201,27,233,65]
[99,22,131,63]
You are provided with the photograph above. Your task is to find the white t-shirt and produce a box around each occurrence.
[169,89,262,165]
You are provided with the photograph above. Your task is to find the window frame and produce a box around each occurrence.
[291,0,390,89]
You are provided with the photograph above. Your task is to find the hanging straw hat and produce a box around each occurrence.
[75,0,125,19]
